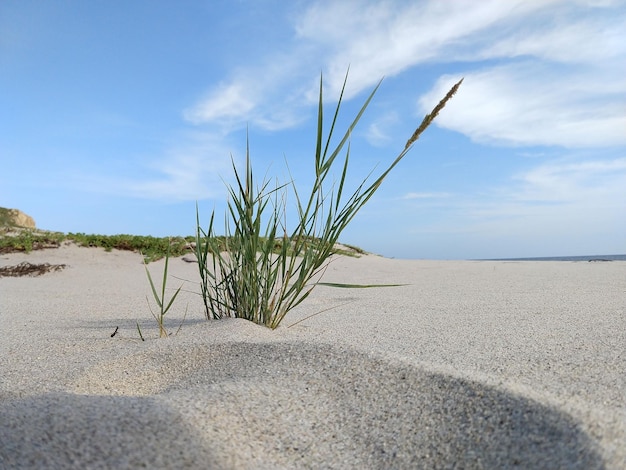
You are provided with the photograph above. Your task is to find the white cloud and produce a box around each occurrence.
[478,14,626,64]
[295,0,567,99]
[184,83,256,124]
[365,112,399,146]
[66,132,238,202]
[457,157,626,227]
[419,62,626,148]
[511,158,626,203]
[184,0,625,151]
[394,155,626,257]
[127,156,227,201]
[182,57,313,131]
[188,0,565,128]
[129,133,237,201]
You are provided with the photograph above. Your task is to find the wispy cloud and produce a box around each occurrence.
[190,0,549,128]
[176,0,625,213]
[443,156,626,227]
[65,132,238,201]
[413,0,626,148]
[365,111,400,146]
[294,0,576,98]
[477,11,625,64]
[419,61,626,148]
[184,82,256,124]
[182,57,313,131]
[398,155,626,256]
[510,157,626,203]
[184,0,625,151]
[129,132,241,201]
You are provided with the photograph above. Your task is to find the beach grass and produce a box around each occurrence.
[195,71,462,329]
[142,240,185,338]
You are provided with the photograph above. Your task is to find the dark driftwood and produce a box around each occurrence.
[0,262,66,277]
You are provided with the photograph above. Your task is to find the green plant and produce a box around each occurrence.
[0,228,198,261]
[142,241,185,338]
[0,229,65,254]
[68,233,194,262]
[194,72,462,329]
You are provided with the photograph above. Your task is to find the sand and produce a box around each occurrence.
[1,243,624,469]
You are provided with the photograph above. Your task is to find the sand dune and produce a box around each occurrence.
[1,245,624,468]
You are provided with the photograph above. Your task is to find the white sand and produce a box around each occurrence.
[1,244,624,468]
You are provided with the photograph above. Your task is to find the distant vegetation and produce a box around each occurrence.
[0,207,14,226]
[0,228,191,263]
[0,227,365,263]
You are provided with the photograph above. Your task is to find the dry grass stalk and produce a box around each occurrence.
[405,78,464,150]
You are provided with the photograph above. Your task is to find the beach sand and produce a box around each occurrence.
[1,244,624,468]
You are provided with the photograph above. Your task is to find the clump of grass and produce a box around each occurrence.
[141,240,185,338]
[195,72,462,329]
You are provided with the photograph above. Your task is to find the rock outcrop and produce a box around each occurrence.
[0,207,36,228]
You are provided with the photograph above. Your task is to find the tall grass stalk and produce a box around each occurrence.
[196,72,462,329]
[143,241,183,337]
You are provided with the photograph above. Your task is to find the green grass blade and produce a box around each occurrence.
[315,73,324,175]
[160,243,170,307]
[162,284,182,315]
[136,322,145,341]
[317,282,408,288]
[144,260,163,309]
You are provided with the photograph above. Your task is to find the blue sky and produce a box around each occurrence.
[1,0,625,259]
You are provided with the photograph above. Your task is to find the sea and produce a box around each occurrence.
[480,254,626,262]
